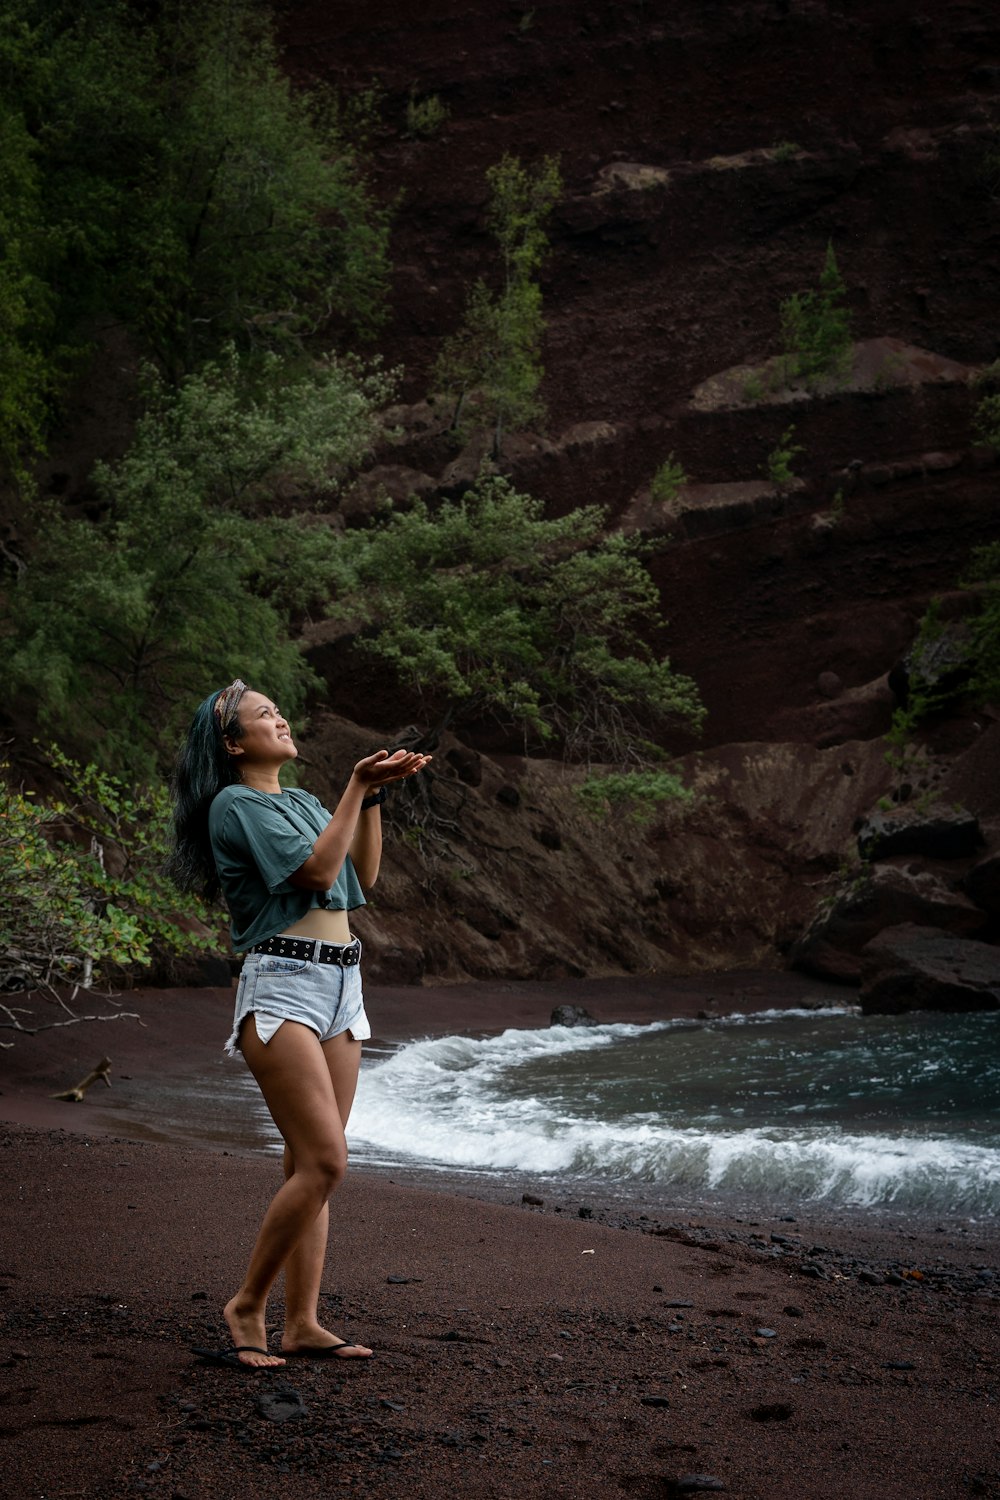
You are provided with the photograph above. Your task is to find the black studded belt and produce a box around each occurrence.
[248,935,362,966]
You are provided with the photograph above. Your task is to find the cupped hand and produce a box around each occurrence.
[354,748,432,787]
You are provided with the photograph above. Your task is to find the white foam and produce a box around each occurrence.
[346,1020,1000,1214]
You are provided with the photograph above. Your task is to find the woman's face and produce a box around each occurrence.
[227,691,297,767]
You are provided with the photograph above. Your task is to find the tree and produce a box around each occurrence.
[779,242,852,385]
[0,0,390,478]
[330,475,704,763]
[0,749,217,1043]
[433,154,561,457]
[3,347,395,771]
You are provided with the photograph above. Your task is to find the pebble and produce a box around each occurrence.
[664,1300,695,1308]
[756,1328,777,1339]
[673,1476,725,1493]
[858,1270,884,1286]
[783,1306,804,1318]
[798,1263,826,1279]
[640,1394,671,1408]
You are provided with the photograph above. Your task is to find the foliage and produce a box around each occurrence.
[771,140,800,164]
[972,393,1000,451]
[0,0,390,477]
[576,769,692,824]
[0,748,218,1041]
[650,454,687,504]
[779,242,852,385]
[433,153,561,456]
[764,425,803,489]
[329,475,704,763]
[964,541,1000,703]
[3,347,394,771]
[405,91,449,137]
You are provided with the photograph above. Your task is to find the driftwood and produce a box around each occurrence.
[51,1056,112,1103]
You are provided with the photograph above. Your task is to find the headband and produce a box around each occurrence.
[213,679,248,737]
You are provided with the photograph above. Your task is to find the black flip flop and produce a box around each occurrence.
[191,1345,284,1370]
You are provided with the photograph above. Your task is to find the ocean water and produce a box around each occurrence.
[343,1008,1000,1217]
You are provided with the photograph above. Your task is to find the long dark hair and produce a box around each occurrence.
[167,687,246,900]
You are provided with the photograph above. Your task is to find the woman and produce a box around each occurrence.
[170,678,430,1369]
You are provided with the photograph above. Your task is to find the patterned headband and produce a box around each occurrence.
[213,679,248,736]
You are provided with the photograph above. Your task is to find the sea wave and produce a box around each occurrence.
[347,1019,1000,1215]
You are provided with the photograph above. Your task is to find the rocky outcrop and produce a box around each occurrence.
[963,854,1000,919]
[856,808,983,862]
[793,867,987,984]
[860,925,1000,1014]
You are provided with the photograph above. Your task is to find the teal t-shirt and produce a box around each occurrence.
[209,784,366,951]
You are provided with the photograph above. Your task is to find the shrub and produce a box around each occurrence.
[0,749,218,1040]
[576,769,692,824]
[650,454,687,504]
[405,92,449,137]
[779,242,852,385]
[765,425,803,490]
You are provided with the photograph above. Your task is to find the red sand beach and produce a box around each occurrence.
[1,976,998,1499]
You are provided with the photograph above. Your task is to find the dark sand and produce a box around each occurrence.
[1,975,998,1499]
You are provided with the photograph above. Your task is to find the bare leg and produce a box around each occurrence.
[281,1030,371,1358]
[222,1018,349,1367]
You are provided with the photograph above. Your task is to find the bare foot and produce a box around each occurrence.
[224,1294,286,1368]
[281,1321,373,1359]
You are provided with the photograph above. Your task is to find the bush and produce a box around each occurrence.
[779,242,852,385]
[972,393,1000,451]
[576,769,692,824]
[650,454,687,504]
[405,92,449,137]
[0,749,218,1040]
[764,425,803,490]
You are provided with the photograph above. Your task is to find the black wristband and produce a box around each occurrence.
[361,786,387,810]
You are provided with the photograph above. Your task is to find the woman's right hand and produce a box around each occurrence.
[353,748,432,788]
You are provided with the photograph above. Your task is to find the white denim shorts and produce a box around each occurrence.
[225,942,372,1057]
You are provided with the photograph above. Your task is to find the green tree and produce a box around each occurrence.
[0,0,390,477]
[3,347,394,771]
[434,154,561,457]
[330,475,703,762]
[779,242,852,385]
[1,749,218,1041]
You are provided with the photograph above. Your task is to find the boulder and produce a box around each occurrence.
[551,1004,600,1028]
[793,867,987,983]
[856,807,983,861]
[859,924,1000,1013]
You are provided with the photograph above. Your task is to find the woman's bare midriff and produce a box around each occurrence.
[283,907,354,944]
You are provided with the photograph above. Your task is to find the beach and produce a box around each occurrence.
[2,978,998,1499]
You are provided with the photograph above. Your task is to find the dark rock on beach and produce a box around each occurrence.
[860,924,1000,1013]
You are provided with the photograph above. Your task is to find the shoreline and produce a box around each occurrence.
[0,967,848,1145]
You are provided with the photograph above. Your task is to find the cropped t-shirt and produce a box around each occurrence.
[209,784,366,952]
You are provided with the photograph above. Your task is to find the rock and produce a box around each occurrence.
[671,1478,726,1494]
[817,671,842,699]
[256,1383,308,1424]
[756,1328,777,1339]
[793,865,987,983]
[888,621,972,708]
[963,853,1000,917]
[860,924,1000,1013]
[857,807,983,861]
[522,1193,544,1206]
[551,1004,600,1028]
[640,1393,671,1408]
[858,1269,885,1285]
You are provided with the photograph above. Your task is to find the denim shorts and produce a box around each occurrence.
[225,941,371,1056]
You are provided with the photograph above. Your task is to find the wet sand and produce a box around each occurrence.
[1,976,998,1498]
